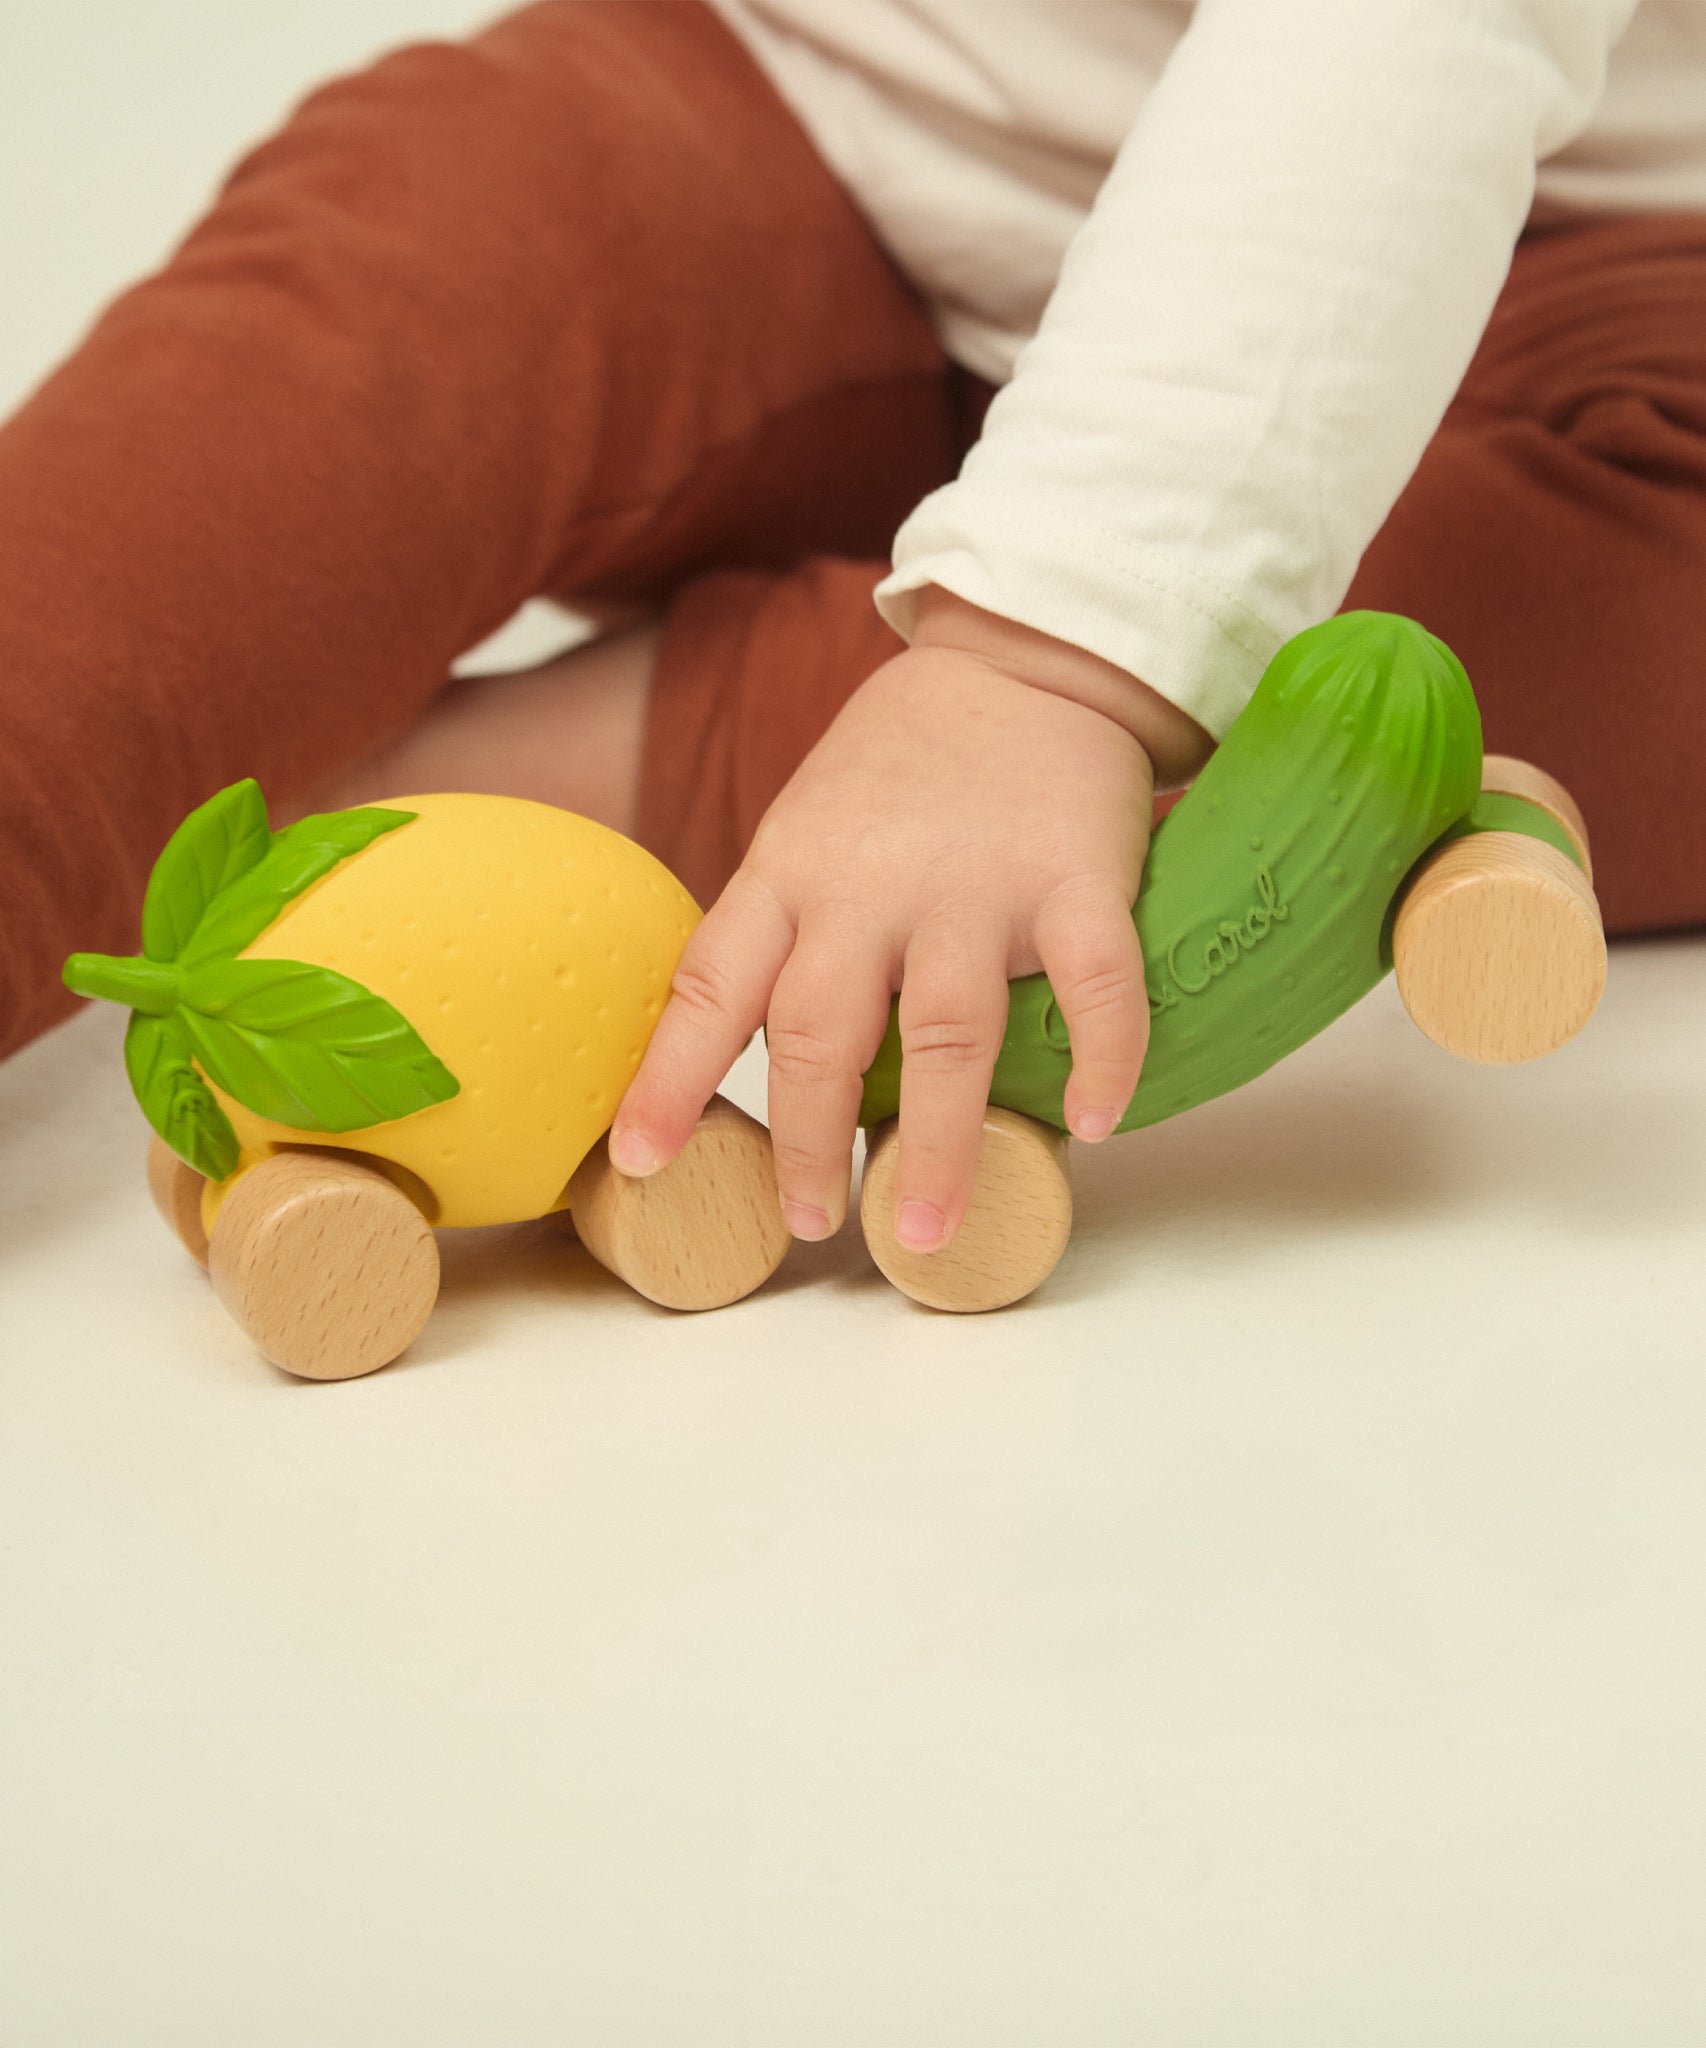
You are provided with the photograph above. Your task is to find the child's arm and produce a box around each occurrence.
[614,0,1630,1250]
[878,0,1634,738]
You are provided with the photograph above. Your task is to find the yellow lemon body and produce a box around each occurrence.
[199,794,699,1229]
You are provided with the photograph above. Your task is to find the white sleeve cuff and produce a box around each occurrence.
[874,484,1283,741]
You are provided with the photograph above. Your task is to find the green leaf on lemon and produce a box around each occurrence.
[177,956,459,1133]
[140,778,270,962]
[124,1011,240,1180]
[66,782,460,1167]
[179,805,417,965]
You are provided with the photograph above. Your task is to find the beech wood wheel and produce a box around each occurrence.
[146,1134,210,1268]
[207,1151,440,1380]
[1393,752,1606,1064]
[566,1094,792,1311]
[1479,753,1594,879]
[860,1107,1072,1313]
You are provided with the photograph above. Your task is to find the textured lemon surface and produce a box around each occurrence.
[203,794,700,1227]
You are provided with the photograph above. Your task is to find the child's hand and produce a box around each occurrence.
[610,589,1211,1250]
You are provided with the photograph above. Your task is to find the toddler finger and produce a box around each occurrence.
[764,920,896,1239]
[611,867,794,1175]
[892,917,1010,1251]
[1033,875,1150,1141]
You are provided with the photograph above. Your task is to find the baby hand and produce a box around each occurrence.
[610,590,1211,1250]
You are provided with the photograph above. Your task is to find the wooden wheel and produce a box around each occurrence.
[1393,822,1606,1064]
[860,1107,1072,1312]
[566,1094,792,1311]
[207,1151,440,1380]
[146,1134,210,1268]
[1480,754,1593,879]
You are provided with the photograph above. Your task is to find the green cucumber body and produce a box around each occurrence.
[859,611,1490,1132]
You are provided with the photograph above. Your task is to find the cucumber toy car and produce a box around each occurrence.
[65,611,1604,1368]
[858,610,1604,1306]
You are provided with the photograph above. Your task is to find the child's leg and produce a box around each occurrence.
[304,620,660,837]
[620,215,1706,935]
[301,557,911,907]
[1344,214,1706,935]
[639,558,907,912]
[0,0,961,1060]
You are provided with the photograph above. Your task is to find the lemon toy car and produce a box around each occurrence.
[65,614,1606,1375]
[64,784,795,1378]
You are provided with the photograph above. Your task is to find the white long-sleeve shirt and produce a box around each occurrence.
[705,0,1703,737]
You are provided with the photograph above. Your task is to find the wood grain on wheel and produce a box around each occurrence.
[146,1134,210,1268]
[567,1094,791,1311]
[860,1108,1072,1313]
[1393,830,1607,1064]
[208,1151,440,1380]
[1479,754,1594,879]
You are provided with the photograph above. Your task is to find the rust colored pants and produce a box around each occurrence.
[2,0,1703,1066]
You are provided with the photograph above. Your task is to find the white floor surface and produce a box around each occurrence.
[3,947,1704,2046]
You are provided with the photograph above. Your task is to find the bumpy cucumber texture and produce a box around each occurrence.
[858,610,1488,1133]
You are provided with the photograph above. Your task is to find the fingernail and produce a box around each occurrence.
[782,1198,832,1242]
[896,1199,944,1251]
[609,1126,658,1176]
[1072,1107,1114,1142]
